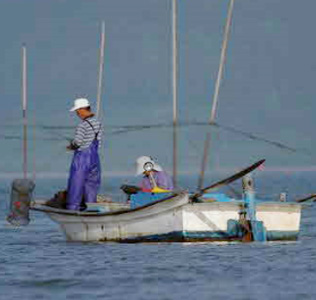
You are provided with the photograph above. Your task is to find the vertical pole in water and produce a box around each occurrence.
[22,44,28,179]
[172,0,178,188]
[32,111,36,181]
[96,21,105,118]
[209,0,234,124]
[6,44,36,226]
[197,0,235,191]
[96,21,106,187]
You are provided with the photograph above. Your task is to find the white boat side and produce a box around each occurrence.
[32,192,301,243]
[32,192,189,242]
[256,202,301,231]
[182,201,301,241]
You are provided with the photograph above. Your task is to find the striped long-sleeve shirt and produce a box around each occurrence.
[72,117,102,151]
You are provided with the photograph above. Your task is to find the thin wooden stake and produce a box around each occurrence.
[209,0,234,124]
[32,110,36,181]
[172,0,178,188]
[197,0,235,190]
[22,44,28,179]
[96,21,105,118]
[197,131,211,190]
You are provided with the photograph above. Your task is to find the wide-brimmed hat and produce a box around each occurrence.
[70,98,90,112]
[136,156,163,175]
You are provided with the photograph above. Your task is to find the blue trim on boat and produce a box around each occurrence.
[119,231,235,243]
[118,230,299,243]
[266,231,299,241]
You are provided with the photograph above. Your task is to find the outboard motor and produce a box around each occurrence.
[242,174,256,220]
[7,179,35,226]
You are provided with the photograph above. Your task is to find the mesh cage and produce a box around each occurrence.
[7,179,35,226]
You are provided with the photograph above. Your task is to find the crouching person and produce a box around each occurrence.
[136,156,174,193]
[120,156,174,199]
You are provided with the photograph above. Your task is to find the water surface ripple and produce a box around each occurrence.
[1,175,316,299]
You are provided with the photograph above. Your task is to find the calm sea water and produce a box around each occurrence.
[1,173,316,300]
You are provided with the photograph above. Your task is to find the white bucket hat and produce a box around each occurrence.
[136,156,163,175]
[70,98,90,112]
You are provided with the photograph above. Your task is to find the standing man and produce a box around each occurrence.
[66,98,102,210]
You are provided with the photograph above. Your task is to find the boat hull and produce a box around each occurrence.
[32,193,301,242]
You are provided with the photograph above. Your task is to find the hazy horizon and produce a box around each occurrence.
[1,0,316,178]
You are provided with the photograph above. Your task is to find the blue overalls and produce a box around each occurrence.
[66,120,101,210]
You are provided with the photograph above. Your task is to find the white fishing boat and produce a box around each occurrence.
[32,199,301,243]
[7,1,307,244]
[30,180,301,243]
[26,158,301,243]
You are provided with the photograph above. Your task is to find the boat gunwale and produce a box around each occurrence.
[31,191,188,217]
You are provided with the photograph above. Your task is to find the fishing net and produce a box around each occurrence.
[7,179,35,226]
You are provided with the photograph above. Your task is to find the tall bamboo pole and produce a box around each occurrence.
[209,0,234,124]
[32,111,36,181]
[172,0,178,188]
[96,21,105,118]
[197,0,235,190]
[22,44,28,179]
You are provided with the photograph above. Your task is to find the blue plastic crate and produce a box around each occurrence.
[130,192,173,209]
